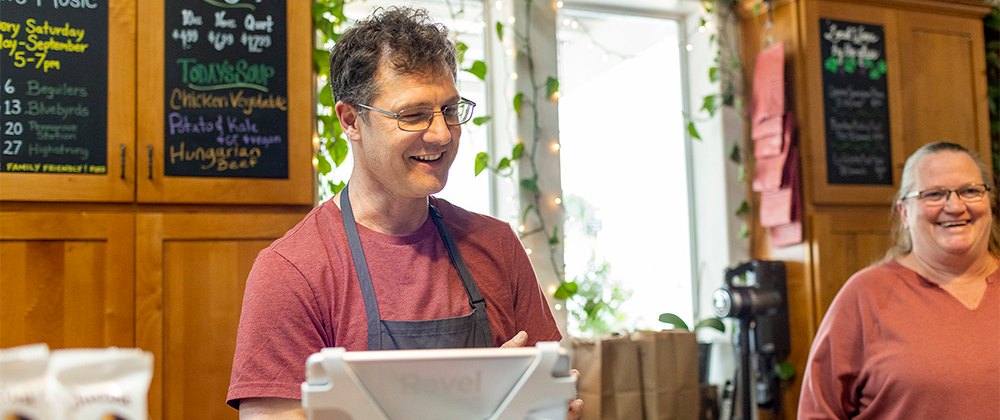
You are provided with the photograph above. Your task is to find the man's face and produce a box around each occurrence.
[351,64,462,200]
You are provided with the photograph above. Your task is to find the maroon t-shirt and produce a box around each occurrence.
[226,197,561,408]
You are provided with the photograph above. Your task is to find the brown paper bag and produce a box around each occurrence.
[631,330,700,420]
[571,335,645,420]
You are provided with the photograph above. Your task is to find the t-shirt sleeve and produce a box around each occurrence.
[227,248,327,409]
[509,229,562,345]
[797,272,872,420]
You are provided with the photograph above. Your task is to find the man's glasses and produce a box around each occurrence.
[356,98,476,132]
[900,183,990,206]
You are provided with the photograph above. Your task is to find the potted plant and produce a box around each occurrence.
[658,312,725,384]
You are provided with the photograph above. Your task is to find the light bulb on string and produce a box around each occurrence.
[554,304,562,311]
[686,44,694,51]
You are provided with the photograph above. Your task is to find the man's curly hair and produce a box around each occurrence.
[329,7,457,122]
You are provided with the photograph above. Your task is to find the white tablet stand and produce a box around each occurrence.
[301,341,576,420]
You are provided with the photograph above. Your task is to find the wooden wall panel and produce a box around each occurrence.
[136,213,303,420]
[0,212,134,348]
[810,208,892,323]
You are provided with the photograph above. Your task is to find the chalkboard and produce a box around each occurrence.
[163,0,288,178]
[820,19,892,185]
[0,0,109,175]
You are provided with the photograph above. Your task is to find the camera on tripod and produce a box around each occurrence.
[712,260,790,419]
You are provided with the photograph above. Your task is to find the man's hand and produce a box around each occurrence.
[500,330,528,348]
[501,332,584,420]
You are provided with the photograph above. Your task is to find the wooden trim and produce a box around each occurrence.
[740,0,992,20]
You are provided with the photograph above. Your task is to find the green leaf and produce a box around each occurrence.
[549,226,560,245]
[513,92,524,116]
[329,137,349,167]
[735,200,750,216]
[331,180,346,195]
[317,154,332,175]
[687,121,702,141]
[739,222,749,238]
[775,361,797,381]
[709,67,720,83]
[464,60,488,81]
[456,41,469,64]
[497,157,511,171]
[658,313,691,331]
[318,85,334,107]
[701,95,717,116]
[496,22,504,42]
[737,164,746,182]
[313,48,331,75]
[472,116,492,126]
[694,318,726,333]
[546,77,560,98]
[511,142,524,160]
[729,142,741,163]
[520,177,539,193]
[521,204,534,225]
[553,281,578,299]
[474,152,489,176]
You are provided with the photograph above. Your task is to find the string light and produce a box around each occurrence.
[312,157,319,167]
[548,285,557,294]
[510,72,518,80]
[556,1,563,8]
[495,1,503,10]
[312,136,320,145]
[698,25,706,33]
[506,49,514,56]
[525,248,533,255]
[554,197,562,205]
[552,91,562,99]
[518,225,526,232]
[552,142,561,151]
[508,16,516,24]
[320,74,327,82]
[686,44,694,51]
[554,304,562,310]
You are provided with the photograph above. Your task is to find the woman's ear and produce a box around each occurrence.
[335,101,363,142]
[897,201,910,229]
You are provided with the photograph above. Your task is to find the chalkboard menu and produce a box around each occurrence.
[0,0,108,175]
[820,19,892,185]
[164,0,288,178]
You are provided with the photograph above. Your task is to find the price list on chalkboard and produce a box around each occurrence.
[0,0,108,175]
[820,19,892,185]
[164,0,288,178]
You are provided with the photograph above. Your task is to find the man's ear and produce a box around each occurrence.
[335,101,363,142]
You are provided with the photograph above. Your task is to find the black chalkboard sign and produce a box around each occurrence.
[820,19,892,185]
[163,0,288,178]
[0,0,108,175]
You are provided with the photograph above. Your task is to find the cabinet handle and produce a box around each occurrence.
[120,144,126,179]
[147,145,154,180]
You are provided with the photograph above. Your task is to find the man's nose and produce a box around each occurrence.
[424,113,453,143]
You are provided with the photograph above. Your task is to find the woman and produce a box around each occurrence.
[798,142,1000,419]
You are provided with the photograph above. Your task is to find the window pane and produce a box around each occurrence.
[557,9,693,336]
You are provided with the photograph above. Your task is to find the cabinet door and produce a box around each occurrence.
[896,10,991,162]
[801,1,902,205]
[135,212,304,420]
[0,0,136,202]
[135,1,313,205]
[0,211,134,348]
[809,207,892,324]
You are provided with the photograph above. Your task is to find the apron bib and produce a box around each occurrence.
[340,184,494,350]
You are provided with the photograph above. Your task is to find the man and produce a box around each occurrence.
[227,6,583,419]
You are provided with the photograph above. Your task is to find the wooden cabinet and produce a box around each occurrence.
[135,213,304,420]
[0,211,135,348]
[739,1,991,418]
[0,2,315,419]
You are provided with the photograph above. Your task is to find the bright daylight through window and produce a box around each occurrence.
[556,8,694,337]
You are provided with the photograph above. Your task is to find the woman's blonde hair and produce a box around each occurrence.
[884,142,999,261]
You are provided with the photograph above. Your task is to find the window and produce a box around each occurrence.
[556,8,694,336]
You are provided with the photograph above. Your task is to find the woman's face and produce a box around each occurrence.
[899,151,993,263]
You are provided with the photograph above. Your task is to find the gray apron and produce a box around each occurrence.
[340,184,494,350]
